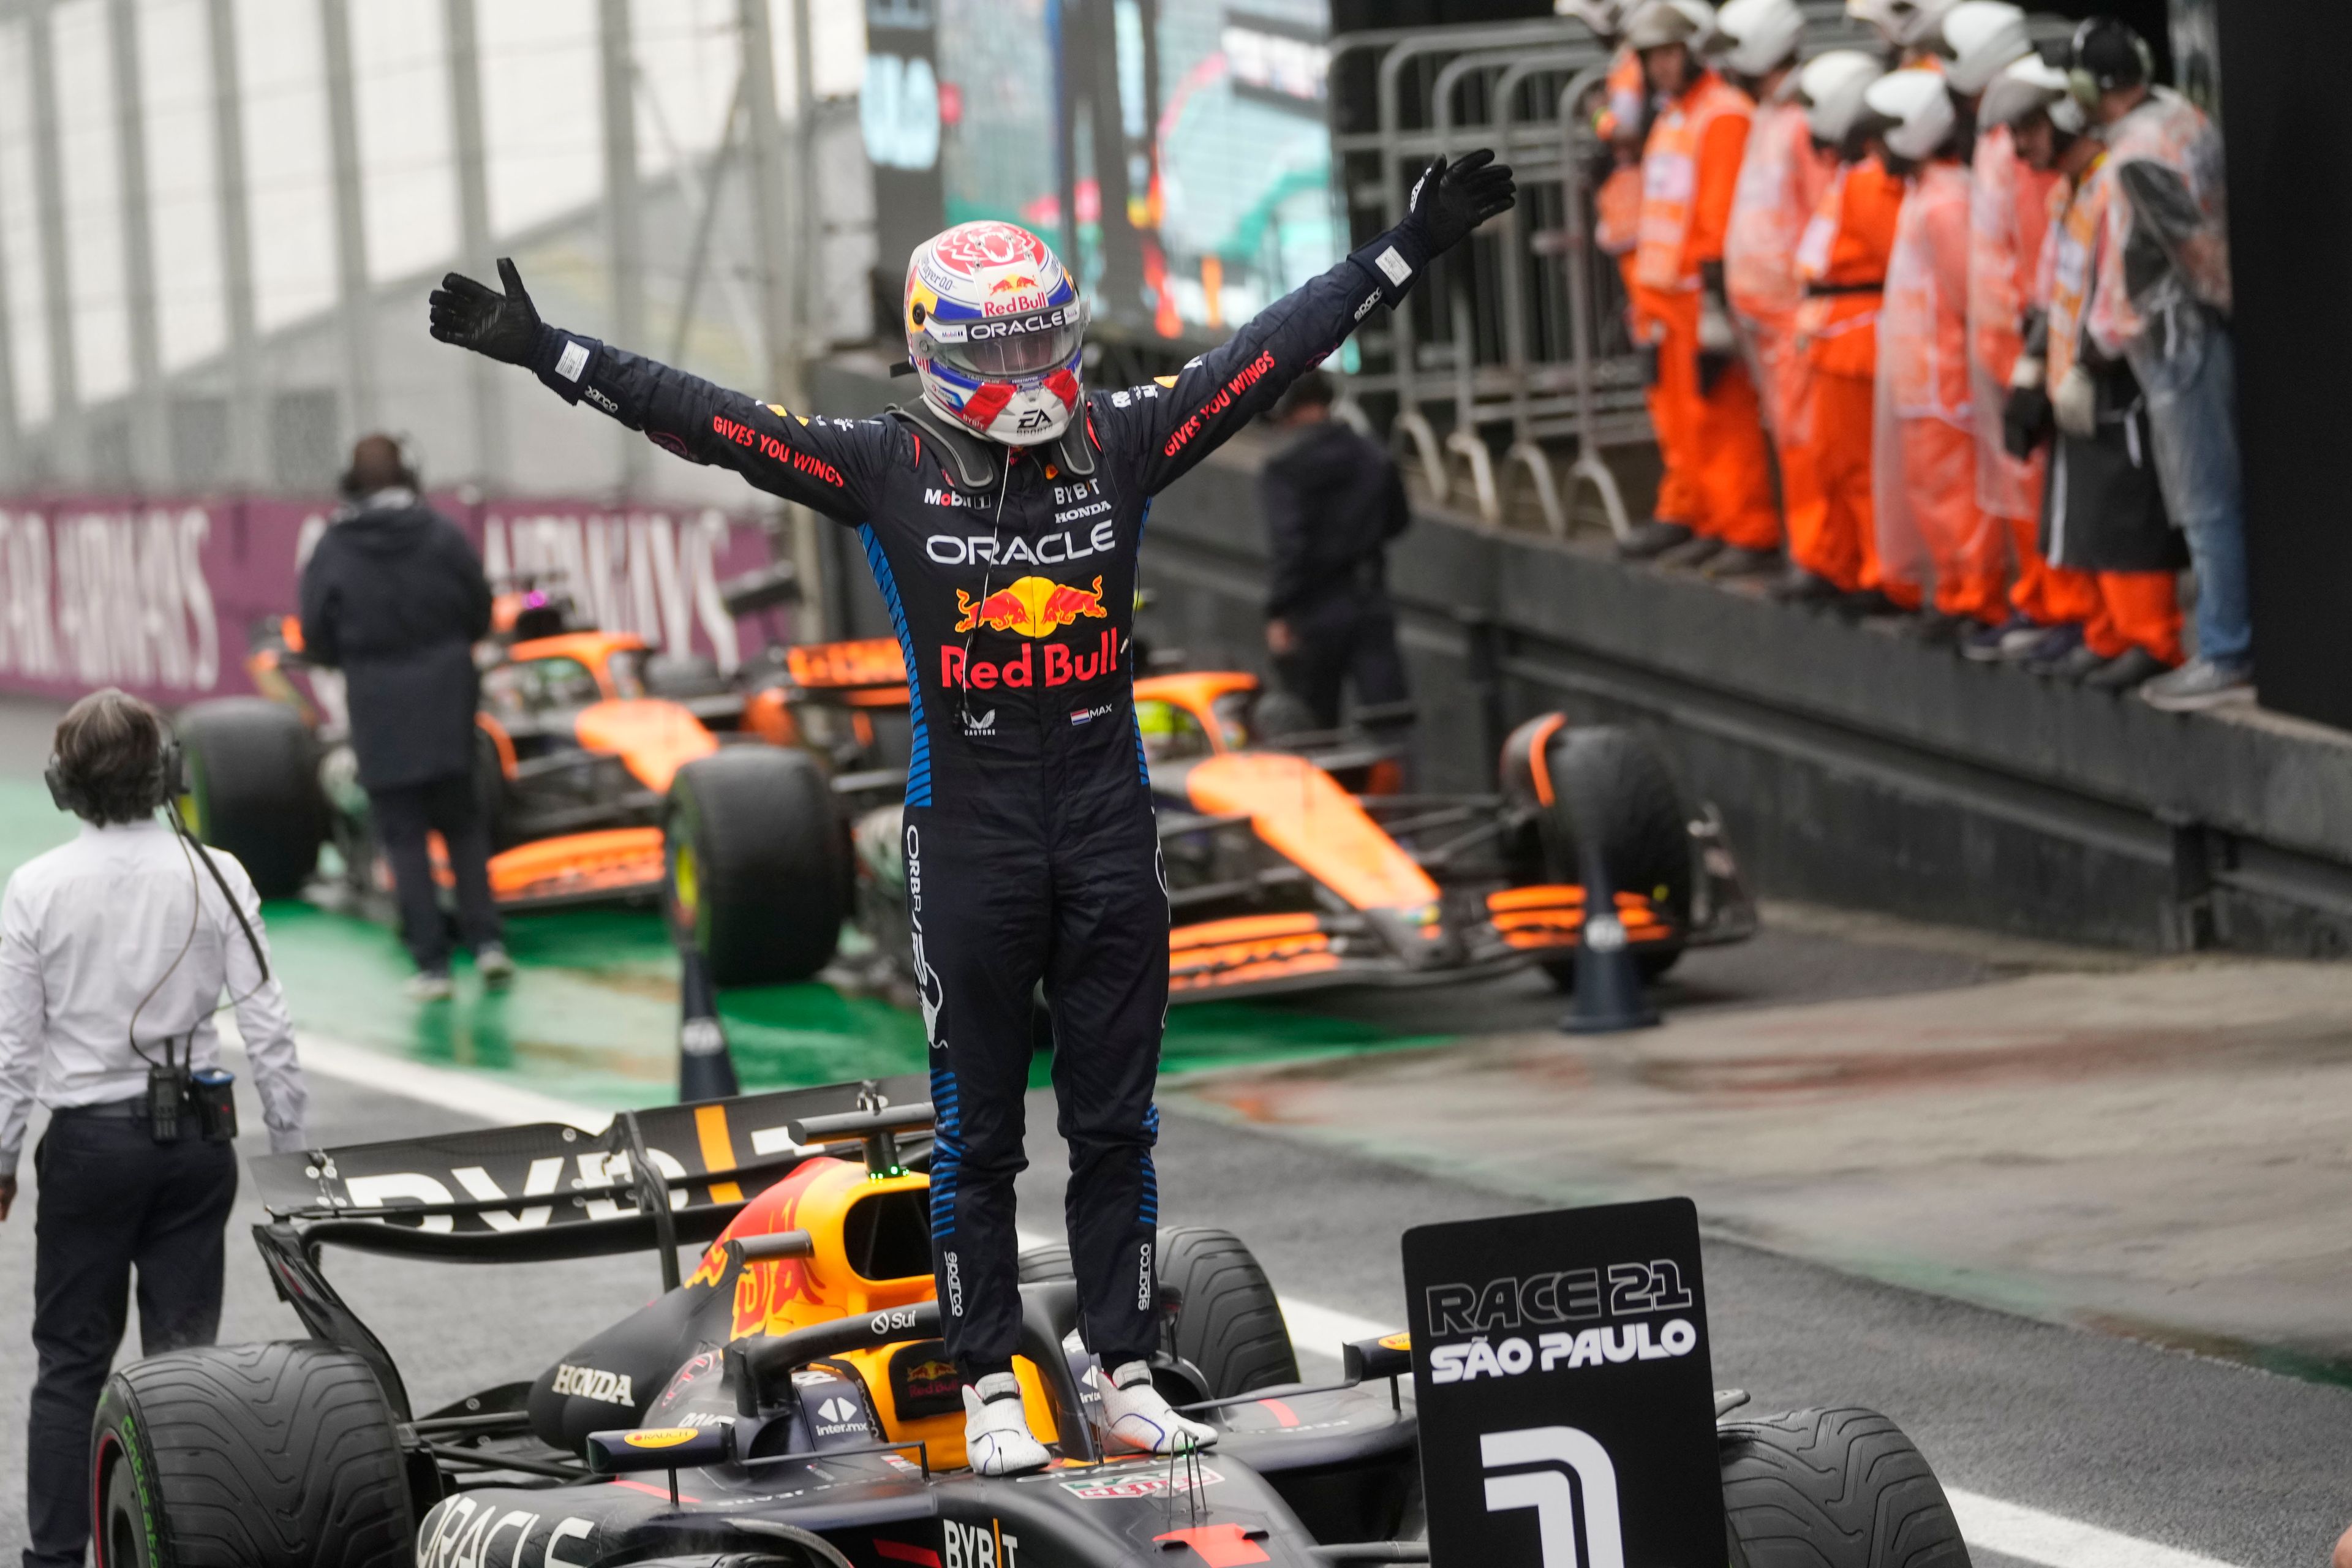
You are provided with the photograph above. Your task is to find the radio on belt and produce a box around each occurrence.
[1402,1197,1727,1568]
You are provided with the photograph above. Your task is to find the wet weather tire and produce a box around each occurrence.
[176,698,327,898]
[1016,1242,1074,1284]
[92,1340,411,1568]
[1158,1226,1298,1398]
[1017,1231,1297,1397]
[1718,1406,1972,1568]
[666,748,848,986]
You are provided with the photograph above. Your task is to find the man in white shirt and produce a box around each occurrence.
[0,688,308,1568]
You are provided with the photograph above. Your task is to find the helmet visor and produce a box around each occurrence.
[924,301,1085,380]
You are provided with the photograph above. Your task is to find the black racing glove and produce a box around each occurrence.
[429,257,544,366]
[1401,148,1518,258]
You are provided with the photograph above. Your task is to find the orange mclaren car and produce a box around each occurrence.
[174,585,873,987]
[814,647,1756,1002]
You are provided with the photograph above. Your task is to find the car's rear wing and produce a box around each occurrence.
[247,1074,931,1425]
[778,637,911,709]
[251,1074,929,1265]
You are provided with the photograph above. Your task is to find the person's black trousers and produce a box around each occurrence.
[25,1109,238,1568]
[912,783,1169,1383]
[369,772,502,973]
[1274,590,1409,731]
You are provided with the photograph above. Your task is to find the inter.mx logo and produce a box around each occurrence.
[1482,1425,1624,1568]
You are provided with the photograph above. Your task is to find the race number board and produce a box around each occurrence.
[1403,1198,1724,1568]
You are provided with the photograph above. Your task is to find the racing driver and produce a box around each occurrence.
[428,151,1513,1474]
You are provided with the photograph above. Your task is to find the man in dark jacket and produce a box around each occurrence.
[299,435,508,999]
[1259,372,1412,730]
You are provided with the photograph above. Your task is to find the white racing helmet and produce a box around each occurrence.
[905,221,1087,446]
[1800,49,1887,143]
[1866,67,1958,160]
[1942,1,2032,95]
[1713,0,1805,78]
[1980,51,2085,134]
[1847,0,1958,49]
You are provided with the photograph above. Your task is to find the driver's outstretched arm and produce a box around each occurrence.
[1103,149,1515,495]
[429,258,901,525]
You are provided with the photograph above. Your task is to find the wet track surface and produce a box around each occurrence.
[0,697,2344,1564]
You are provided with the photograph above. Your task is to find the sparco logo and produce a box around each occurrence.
[1137,1241,1154,1308]
[945,1250,965,1317]
[550,1363,635,1404]
[1483,1426,1625,1568]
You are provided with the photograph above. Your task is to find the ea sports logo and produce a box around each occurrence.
[1483,1426,1625,1568]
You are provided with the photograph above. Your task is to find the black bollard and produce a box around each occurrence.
[1559,835,1660,1035]
[677,945,742,1101]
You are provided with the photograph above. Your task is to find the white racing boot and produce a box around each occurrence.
[962,1372,1050,1476]
[1101,1361,1219,1455]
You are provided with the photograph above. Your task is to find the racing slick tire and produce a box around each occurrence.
[176,697,328,898]
[1016,1228,1299,1397]
[666,747,848,986]
[91,1340,411,1568]
[1719,1406,1972,1568]
[1505,720,1692,989]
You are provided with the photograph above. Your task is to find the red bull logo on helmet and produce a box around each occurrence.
[952,575,1108,638]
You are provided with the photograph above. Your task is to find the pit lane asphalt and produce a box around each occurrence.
[4,1052,2343,1566]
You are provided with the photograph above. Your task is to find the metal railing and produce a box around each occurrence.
[1327,4,1923,536]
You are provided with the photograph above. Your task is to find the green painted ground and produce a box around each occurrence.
[0,776,1449,1110]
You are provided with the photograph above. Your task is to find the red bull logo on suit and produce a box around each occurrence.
[951,575,1107,637]
[944,573,1115,690]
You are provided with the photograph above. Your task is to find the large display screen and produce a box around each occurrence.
[929,0,1341,345]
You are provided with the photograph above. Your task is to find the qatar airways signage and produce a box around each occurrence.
[0,495,774,706]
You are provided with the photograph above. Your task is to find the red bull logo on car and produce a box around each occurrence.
[953,575,1107,637]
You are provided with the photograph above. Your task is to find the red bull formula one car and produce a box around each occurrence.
[91,1075,1969,1567]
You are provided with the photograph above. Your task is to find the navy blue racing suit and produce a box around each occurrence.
[521,224,1436,1379]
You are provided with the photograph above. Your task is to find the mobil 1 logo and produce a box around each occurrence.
[1403,1197,1724,1568]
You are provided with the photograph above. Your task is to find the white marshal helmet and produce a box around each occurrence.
[1800,49,1887,143]
[1980,51,2086,134]
[1714,0,1805,77]
[1942,1,2032,95]
[1847,0,1958,48]
[904,220,1088,446]
[1556,0,1634,37]
[1866,67,1958,160]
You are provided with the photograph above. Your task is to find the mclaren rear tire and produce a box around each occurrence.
[1015,1228,1298,1398]
[666,747,848,987]
[1719,1406,1972,1568]
[176,698,328,898]
[92,1341,412,1568]
[1506,719,1692,990]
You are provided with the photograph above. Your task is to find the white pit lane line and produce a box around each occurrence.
[267,1029,2255,1568]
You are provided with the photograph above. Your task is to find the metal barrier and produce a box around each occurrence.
[1325,4,1909,535]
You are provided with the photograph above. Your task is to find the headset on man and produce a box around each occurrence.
[45,706,270,1142]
